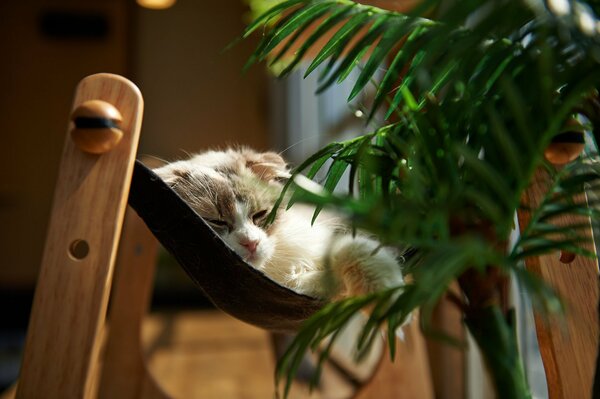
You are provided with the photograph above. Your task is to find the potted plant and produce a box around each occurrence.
[241,0,600,397]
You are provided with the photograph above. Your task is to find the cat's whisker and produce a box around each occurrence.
[141,154,169,166]
[278,135,322,157]
[178,148,194,159]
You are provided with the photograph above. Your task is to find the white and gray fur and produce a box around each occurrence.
[154,148,405,300]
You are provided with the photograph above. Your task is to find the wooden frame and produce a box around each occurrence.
[14,73,143,398]
[4,74,434,399]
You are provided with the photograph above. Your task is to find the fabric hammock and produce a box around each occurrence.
[128,160,325,332]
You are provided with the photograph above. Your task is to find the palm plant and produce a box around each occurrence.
[241,0,600,397]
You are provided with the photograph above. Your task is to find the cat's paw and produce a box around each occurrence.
[329,235,405,297]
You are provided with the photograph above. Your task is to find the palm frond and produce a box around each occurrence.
[246,0,600,123]
[274,236,502,397]
[242,1,600,397]
[512,158,600,262]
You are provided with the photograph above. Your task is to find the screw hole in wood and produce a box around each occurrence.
[69,239,90,260]
[559,250,576,264]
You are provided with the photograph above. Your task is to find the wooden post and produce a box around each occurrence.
[97,209,169,399]
[518,168,599,399]
[16,74,143,399]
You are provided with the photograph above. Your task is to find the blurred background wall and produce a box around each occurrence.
[134,0,268,159]
[0,0,267,291]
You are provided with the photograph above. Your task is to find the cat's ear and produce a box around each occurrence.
[244,151,290,182]
[154,163,191,186]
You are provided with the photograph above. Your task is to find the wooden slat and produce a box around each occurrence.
[15,74,143,399]
[518,168,599,399]
[98,209,168,399]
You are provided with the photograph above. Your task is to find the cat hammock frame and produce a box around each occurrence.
[3,74,598,399]
[6,73,434,399]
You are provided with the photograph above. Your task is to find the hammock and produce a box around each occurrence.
[128,160,325,332]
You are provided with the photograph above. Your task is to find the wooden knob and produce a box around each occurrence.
[71,100,123,154]
[544,118,586,165]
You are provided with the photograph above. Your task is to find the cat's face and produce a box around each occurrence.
[155,149,289,268]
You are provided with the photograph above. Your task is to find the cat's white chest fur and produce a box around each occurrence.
[261,205,340,295]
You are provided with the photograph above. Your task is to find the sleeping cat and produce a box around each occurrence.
[154,148,405,300]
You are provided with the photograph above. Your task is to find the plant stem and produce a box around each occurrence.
[452,220,530,397]
[464,305,532,399]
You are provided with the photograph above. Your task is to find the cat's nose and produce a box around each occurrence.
[240,239,259,254]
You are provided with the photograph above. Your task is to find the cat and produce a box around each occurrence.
[154,148,406,300]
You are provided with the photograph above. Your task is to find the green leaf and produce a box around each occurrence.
[332,47,371,90]
[512,237,595,261]
[349,135,373,196]
[365,20,426,113]
[521,222,594,240]
[356,288,398,354]
[277,4,356,76]
[275,295,377,398]
[306,153,332,179]
[259,2,335,58]
[243,0,306,38]
[556,172,600,193]
[424,60,458,102]
[455,143,514,213]
[486,104,524,182]
[463,187,503,224]
[381,27,427,118]
[305,11,373,78]
[269,14,322,67]
[497,77,536,152]
[538,201,600,222]
[348,16,412,101]
[481,44,515,96]
[311,157,350,222]
[310,329,343,389]
[370,48,408,119]
[316,14,390,93]
[400,85,419,111]
[266,142,343,224]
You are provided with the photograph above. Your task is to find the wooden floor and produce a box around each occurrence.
[1,309,435,399]
[141,310,355,399]
[143,310,274,398]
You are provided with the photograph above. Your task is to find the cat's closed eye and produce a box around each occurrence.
[252,209,268,225]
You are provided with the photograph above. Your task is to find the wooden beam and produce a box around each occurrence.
[518,168,599,399]
[15,74,143,399]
